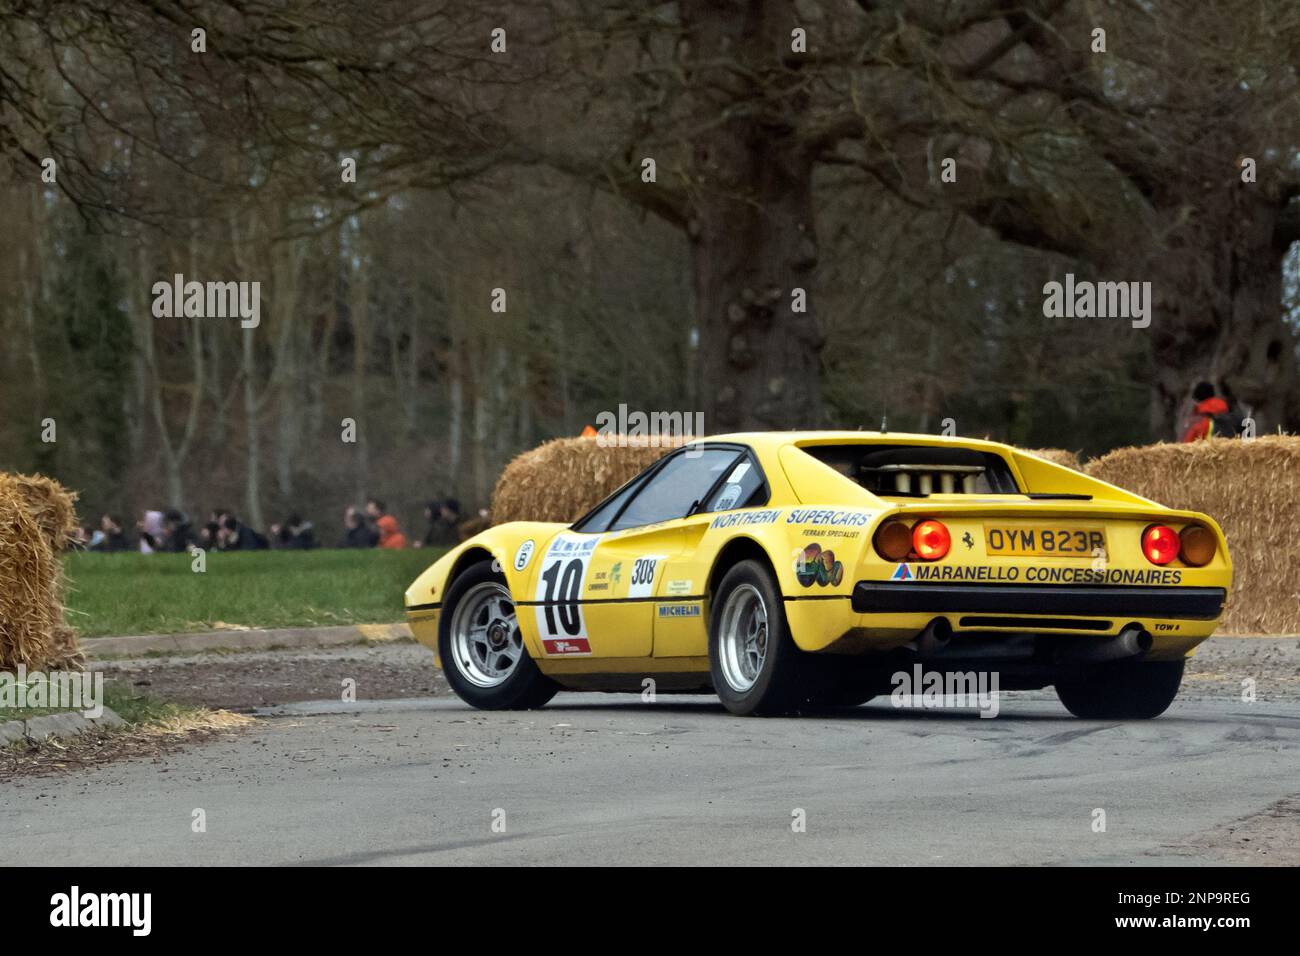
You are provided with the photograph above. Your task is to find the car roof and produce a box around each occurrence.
[694,430,1018,457]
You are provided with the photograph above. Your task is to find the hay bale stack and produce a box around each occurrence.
[1018,448,1082,470]
[1086,436,1300,635]
[0,473,82,671]
[7,473,79,550]
[491,435,686,525]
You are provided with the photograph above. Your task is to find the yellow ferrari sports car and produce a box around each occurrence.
[405,432,1231,718]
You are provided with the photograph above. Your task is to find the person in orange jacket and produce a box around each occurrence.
[377,514,408,549]
[1181,381,1235,442]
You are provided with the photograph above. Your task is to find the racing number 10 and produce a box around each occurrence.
[541,558,584,636]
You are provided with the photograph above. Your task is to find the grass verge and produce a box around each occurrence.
[63,547,440,638]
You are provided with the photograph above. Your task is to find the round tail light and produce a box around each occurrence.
[912,520,951,561]
[873,520,913,561]
[1142,524,1180,565]
[1179,525,1217,567]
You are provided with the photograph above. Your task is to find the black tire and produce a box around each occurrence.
[709,560,805,716]
[1055,659,1185,719]
[438,560,558,710]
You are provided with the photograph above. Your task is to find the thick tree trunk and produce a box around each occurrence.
[1148,183,1300,438]
[689,148,824,431]
[682,0,825,433]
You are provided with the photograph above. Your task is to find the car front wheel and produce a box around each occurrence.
[438,560,558,710]
[1055,659,1185,719]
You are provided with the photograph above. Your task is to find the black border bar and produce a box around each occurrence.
[852,582,1227,620]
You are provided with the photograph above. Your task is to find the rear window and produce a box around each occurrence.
[801,443,1020,497]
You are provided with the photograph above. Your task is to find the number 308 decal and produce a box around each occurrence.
[534,535,600,655]
[628,555,664,598]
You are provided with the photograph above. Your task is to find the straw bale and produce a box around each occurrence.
[1086,436,1300,635]
[6,473,78,550]
[490,435,685,525]
[0,473,81,671]
[1018,448,1082,470]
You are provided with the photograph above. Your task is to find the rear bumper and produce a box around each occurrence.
[851,582,1226,621]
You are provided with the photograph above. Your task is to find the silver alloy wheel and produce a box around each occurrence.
[450,581,523,688]
[717,583,769,693]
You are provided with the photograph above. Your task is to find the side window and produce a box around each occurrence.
[702,454,765,513]
[571,473,648,533]
[608,449,739,531]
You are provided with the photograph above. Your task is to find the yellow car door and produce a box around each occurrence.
[581,523,687,656]
[652,450,772,658]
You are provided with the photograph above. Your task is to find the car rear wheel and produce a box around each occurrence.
[709,560,804,716]
[439,559,558,710]
[1055,659,1184,719]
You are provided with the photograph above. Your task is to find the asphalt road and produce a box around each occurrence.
[3,692,1298,865]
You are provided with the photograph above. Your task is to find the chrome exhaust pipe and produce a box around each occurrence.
[1061,626,1153,663]
[910,618,953,656]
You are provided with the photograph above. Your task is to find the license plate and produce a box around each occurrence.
[985,525,1106,557]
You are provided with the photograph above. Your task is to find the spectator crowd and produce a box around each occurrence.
[79,497,479,554]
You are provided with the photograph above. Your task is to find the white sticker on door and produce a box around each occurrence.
[628,555,665,599]
[534,534,600,655]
